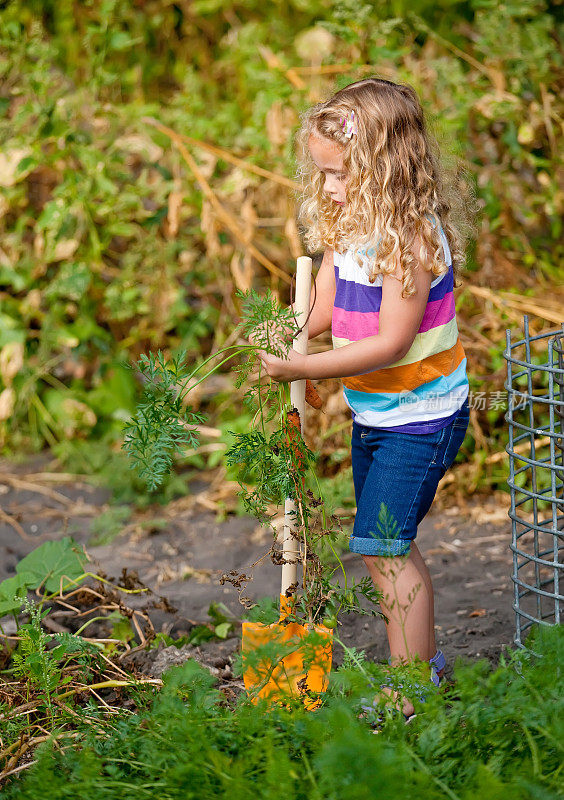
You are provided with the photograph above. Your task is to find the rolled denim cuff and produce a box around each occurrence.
[348,535,411,557]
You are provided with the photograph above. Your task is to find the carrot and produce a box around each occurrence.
[305,379,322,410]
[285,407,306,475]
[286,408,302,438]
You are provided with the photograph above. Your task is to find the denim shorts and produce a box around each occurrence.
[349,398,470,557]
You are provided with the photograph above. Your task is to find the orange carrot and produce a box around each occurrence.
[286,408,302,438]
[285,407,305,475]
[305,379,322,410]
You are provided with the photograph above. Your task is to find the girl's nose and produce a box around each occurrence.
[324,174,336,194]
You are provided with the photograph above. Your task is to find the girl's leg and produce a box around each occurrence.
[408,541,439,667]
[350,417,469,712]
[362,547,434,665]
[362,547,435,717]
[351,428,444,666]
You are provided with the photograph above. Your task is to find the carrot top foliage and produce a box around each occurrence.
[3,624,563,799]
[122,286,381,627]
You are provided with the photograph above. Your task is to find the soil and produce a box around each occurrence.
[0,454,516,687]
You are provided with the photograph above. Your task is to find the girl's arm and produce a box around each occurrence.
[259,237,433,381]
[302,262,431,379]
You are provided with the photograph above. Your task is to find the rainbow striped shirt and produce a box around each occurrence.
[331,217,469,433]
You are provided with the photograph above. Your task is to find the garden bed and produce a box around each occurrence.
[0,454,515,676]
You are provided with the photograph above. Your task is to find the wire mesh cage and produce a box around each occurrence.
[505,316,564,648]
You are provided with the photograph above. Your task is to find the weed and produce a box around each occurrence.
[2,625,562,798]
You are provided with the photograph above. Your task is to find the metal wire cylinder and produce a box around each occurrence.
[505,316,564,647]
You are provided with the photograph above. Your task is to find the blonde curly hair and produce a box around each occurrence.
[297,78,467,296]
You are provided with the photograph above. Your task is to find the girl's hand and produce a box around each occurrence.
[256,348,306,382]
[249,335,306,383]
[248,328,306,382]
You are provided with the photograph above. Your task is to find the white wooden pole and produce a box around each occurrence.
[281,256,312,596]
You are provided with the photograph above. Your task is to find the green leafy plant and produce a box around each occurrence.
[14,537,88,594]
[0,574,32,619]
[11,600,60,721]
[123,288,380,629]
[150,602,237,650]
[0,538,89,633]
[2,624,562,798]
[0,543,169,773]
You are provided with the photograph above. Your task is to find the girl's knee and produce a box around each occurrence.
[362,552,409,580]
[362,545,412,566]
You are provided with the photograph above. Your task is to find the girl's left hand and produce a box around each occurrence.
[256,347,306,382]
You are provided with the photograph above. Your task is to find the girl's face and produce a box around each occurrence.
[308,134,347,206]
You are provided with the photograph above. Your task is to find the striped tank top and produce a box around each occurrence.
[331,216,469,433]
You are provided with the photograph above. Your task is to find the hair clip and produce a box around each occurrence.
[341,110,358,139]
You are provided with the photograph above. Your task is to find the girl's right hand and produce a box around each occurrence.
[248,320,294,356]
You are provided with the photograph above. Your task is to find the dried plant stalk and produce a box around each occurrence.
[145,118,291,284]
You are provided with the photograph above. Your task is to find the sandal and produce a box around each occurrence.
[358,649,447,728]
[429,649,446,686]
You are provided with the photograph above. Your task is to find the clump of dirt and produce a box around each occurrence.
[125,638,239,682]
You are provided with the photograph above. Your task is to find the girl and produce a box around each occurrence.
[256,78,470,717]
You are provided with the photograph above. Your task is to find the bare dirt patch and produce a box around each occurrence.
[0,454,515,682]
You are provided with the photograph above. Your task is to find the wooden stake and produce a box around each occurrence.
[281,256,312,597]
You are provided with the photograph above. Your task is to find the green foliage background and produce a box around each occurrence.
[0,0,562,489]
